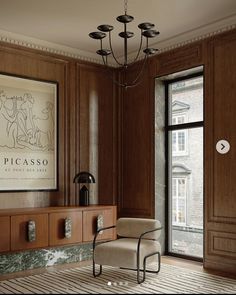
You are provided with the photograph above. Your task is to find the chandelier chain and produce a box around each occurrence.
[124,0,128,14]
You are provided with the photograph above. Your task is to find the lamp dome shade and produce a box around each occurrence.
[73,171,95,183]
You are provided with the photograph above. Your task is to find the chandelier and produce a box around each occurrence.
[89,0,159,89]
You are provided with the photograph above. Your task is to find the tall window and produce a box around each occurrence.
[167,72,204,259]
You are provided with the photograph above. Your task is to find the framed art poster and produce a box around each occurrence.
[0,73,58,191]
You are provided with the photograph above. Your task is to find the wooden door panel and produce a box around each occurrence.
[49,211,82,246]
[0,216,10,252]
[82,209,114,242]
[11,214,48,250]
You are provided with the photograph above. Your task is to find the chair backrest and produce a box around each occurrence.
[116,218,161,240]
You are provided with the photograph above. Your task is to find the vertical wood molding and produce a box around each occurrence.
[67,62,77,205]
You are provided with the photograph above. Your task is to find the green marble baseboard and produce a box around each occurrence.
[0,243,93,275]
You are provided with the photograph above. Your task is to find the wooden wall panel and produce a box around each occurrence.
[211,35,236,222]
[119,64,154,218]
[155,42,203,77]
[204,30,236,273]
[76,64,117,206]
[208,231,236,258]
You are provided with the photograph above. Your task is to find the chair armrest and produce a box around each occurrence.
[139,226,163,240]
[93,225,116,250]
[137,227,162,252]
[136,226,162,267]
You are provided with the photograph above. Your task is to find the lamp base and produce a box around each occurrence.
[79,185,89,206]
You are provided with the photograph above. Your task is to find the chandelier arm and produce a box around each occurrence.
[109,71,129,88]
[125,54,148,88]
[108,31,124,67]
[131,31,143,64]
[101,54,149,89]
[146,37,149,50]
[99,58,128,88]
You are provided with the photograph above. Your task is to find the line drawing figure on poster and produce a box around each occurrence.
[0,89,55,151]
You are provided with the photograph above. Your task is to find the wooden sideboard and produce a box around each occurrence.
[0,205,117,253]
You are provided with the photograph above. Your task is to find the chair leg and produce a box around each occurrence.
[137,252,161,284]
[93,260,102,277]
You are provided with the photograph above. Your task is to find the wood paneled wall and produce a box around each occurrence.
[204,31,236,274]
[119,29,236,274]
[0,42,117,209]
[118,63,154,218]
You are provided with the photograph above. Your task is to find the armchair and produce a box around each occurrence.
[93,217,162,284]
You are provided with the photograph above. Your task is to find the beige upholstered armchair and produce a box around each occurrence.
[93,217,162,284]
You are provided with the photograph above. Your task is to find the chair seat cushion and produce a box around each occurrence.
[94,238,161,269]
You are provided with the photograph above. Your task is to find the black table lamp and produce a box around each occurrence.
[73,171,95,206]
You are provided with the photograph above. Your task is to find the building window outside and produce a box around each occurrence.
[172,128,188,155]
[172,113,186,125]
[172,177,187,225]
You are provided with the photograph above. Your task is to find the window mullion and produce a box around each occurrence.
[167,121,204,131]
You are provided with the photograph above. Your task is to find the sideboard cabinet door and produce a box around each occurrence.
[0,216,10,252]
[11,214,48,251]
[49,211,82,246]
[82,209,114,242]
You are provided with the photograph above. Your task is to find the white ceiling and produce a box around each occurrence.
[0,0,235,64]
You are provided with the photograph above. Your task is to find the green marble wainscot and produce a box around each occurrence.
[0,243,93,275]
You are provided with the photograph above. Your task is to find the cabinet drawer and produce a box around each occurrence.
[11,214,48,251]
[83,209,114,242]
[0,216,10,252]
[49,211,82,246]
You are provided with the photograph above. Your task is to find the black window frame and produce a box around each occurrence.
[165,71,204,262]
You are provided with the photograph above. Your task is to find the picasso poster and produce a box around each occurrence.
[0,73,57,191]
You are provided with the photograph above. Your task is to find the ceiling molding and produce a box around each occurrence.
[127,14,236,61]
[0,19,235,67]
[0,29,104,65]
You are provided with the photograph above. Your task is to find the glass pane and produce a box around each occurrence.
[178,132,185,151]
[172,130,188,156]
[169,127,203,258]
[169,76,203,125]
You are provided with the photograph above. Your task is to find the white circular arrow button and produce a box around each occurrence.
[216,140,230,154]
